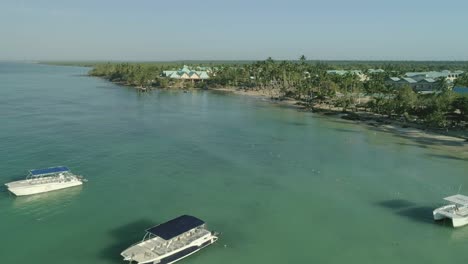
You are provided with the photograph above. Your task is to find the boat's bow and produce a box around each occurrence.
[76,175,88,182]
[121,242,159,264]
[433,204,457,220]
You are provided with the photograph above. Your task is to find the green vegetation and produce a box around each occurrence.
[86,58,468,131]
[89,62,218,88]
[89,63,170,87]
[455,73,468,87]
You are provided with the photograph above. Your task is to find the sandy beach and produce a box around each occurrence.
[210,87,468,156]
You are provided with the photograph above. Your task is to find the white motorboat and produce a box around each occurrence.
[121,215,218,264]
[5,166,85,196]
[433,194,468,228]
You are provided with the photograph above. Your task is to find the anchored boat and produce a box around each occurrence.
[433,194,468,227]
[5,166,85,196]
[121,215,218,264]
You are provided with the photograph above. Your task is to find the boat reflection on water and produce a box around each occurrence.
[450,228,468,240]
[12,186,83,218]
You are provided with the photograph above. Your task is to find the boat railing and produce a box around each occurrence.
[27,172,81,185]
[149,228,209,256]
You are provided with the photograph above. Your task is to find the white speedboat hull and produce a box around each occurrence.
[452,217,468,228]
[5,180,82,196]
[122,232,218,264]
[157,237,217,264]
[433,205,468,228]
[433,205,455,221]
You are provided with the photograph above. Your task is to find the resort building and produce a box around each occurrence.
[386,70,464,92]
[326,69,385,81]
[326,70,368,81]
[368,69,385,74]
[162,65,210,81]
[405,70,464,83]
[385,77,438,92]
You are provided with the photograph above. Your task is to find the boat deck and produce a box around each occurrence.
[6,174,79,188]
[437,206,468,218]
[126,229,210,263]
[455,207,468,217]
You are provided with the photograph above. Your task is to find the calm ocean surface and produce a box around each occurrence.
[1,62,468,264]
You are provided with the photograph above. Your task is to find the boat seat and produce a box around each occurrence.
[151,244,161,251]
[154,248,165,255]
[457,208,468,216]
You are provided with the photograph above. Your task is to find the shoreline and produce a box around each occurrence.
[209,87,468,155]
[92,77,468,155]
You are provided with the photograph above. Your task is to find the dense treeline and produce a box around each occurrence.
[210,57,468,128]
[88,58,468,129]
[455,73,468,87]
[313,60,468,73]
[89,63,171,87]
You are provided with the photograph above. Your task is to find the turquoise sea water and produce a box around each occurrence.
[1,62,468,264]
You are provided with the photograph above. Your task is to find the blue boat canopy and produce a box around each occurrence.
[146,215,205,240]
[30,166,70,176]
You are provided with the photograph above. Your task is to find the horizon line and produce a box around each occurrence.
[2,59,468,63]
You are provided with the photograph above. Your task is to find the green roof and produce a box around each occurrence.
[163,66,210,79]
[198,72,210,79]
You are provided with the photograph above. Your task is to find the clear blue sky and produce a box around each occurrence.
[1,0,467,61]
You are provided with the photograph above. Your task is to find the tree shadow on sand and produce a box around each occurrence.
[332,128,361,134]
[367,125,467,148]
[376,199,452,228]
[426,153,468,162]
[286,121,309,127]
[99,219,156,262]
[395,142,428,149]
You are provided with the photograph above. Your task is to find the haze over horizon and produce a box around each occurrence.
[1,0,467,61]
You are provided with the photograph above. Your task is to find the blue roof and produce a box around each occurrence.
[146,215,205,240]
[454,87,468,94]
[30,166,69,176]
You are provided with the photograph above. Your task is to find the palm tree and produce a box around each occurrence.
[435,77,450,93]
[299,55,307,64]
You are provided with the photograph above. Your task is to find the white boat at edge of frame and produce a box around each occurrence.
[433,194,468,228]
[5,166,86,196]
[121,215,218,264]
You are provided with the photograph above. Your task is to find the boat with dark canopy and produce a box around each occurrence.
[121,215,218,264]
[5,166,85,196]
